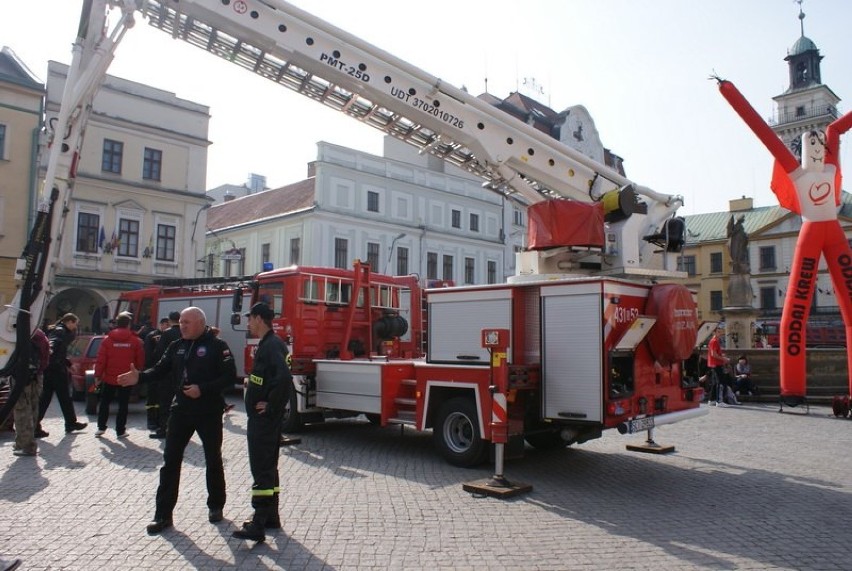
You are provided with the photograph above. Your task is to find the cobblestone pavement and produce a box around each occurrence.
[1,396,850,570]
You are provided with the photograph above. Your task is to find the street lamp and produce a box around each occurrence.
[385,232,406,274]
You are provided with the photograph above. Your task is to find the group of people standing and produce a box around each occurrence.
[12,313,88,457]
[705,327,758,406]
[12,301,291,543]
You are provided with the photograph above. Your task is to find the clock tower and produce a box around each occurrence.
[770,2,841,159]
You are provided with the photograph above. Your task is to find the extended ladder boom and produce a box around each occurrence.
[138,0,684,276]
[141,0,676,208]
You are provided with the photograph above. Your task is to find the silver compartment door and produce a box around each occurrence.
[541,289,602,422]
[428,289,512,365]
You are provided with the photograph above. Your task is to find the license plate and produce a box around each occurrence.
[626,416,655,434]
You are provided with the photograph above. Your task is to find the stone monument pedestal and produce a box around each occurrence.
[721,305,760,351]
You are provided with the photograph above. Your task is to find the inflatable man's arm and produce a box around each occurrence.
[826,111,852,163]
[826,111,852,205]
[716,78,800,172]
[716,77,801,212]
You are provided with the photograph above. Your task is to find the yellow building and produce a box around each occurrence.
[0,47,43,309]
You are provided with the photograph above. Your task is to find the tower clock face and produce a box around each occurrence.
[790,136,802,160]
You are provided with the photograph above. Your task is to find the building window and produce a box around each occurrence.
[334,237,348,269]
[487,260,497,284]
[156,223,176,261]
[102,139,123,174]
[442,255,454,281]
[367,191,379,213]
[469,213,479,233]
[677,255,696,276]
[366,241,380,271]
[513,208,525,227]
[710,290,723,311]
[117,218,139,257]
[261,242,271,266]
[760,287,777,310]
[426,252,438,280]
[464,257,475,284]
[795,105,805,117]
[396,246,409,276]
[76,212,100,253]
[759,246,776,271]
[451,209,461,229]
[710,252,723,274]
[0,124,6,160]
[237,247,246,275]
[206,253,215,277]
[290,237,301,265]
[143,147,162,181]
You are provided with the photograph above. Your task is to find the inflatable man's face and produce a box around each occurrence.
[802,130,827,170]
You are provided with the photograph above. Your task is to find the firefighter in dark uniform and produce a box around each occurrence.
[232,302,291,542]
[143,317,169,431]
[118,306,237,535]
[149,311,183,439]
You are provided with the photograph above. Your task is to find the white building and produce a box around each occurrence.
[205,138,526,285]
[43,61,211,332]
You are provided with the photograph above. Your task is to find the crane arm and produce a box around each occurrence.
[139,0,677,209]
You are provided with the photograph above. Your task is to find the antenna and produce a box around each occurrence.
[795,0,806,36]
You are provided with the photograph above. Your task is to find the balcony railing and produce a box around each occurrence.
[770,104,840,127]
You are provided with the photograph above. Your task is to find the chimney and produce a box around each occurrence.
[729,195,753,212]
[307,161,317,178]
[247,173,266,194]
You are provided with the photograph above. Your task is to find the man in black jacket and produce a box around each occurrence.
[36,313,87,437]
[143,317,170,431]
[232,302,291,542]
[118,307,237,535]
[148,311,182,439]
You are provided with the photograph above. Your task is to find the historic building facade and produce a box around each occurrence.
[0,47,43,311]
[41,61,210,332]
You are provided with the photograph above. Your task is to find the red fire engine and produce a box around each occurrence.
[236,261,704,467]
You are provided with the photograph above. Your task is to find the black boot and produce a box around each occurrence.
[266,492,281,529]
[232,520,265,542]
[146,407,159,431]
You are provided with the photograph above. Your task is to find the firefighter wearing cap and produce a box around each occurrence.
[232,302,291,542]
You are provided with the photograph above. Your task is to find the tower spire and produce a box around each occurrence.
[796,0,806,37]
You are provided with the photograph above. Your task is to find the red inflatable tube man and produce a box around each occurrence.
[718,78,852,405]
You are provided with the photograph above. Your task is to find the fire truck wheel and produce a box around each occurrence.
[524,430,570,450]
[280,380,303,433]
[433,397,488,467]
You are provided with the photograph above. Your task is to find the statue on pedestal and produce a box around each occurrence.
[728,214,749,275]
[726,214,752,307]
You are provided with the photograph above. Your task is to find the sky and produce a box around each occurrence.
[2,0,851,215]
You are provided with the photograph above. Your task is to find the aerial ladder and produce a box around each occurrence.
[1,0,685,421]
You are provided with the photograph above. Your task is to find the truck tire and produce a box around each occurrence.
[85,392,98,415]
[433,396,488,467]
[280,379,303,433]
[524,430,570,450]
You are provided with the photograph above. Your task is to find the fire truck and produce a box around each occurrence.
[115,277,253,379]
[0,0,708,467]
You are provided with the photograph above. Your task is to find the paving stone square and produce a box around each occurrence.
[1,397,850,570]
